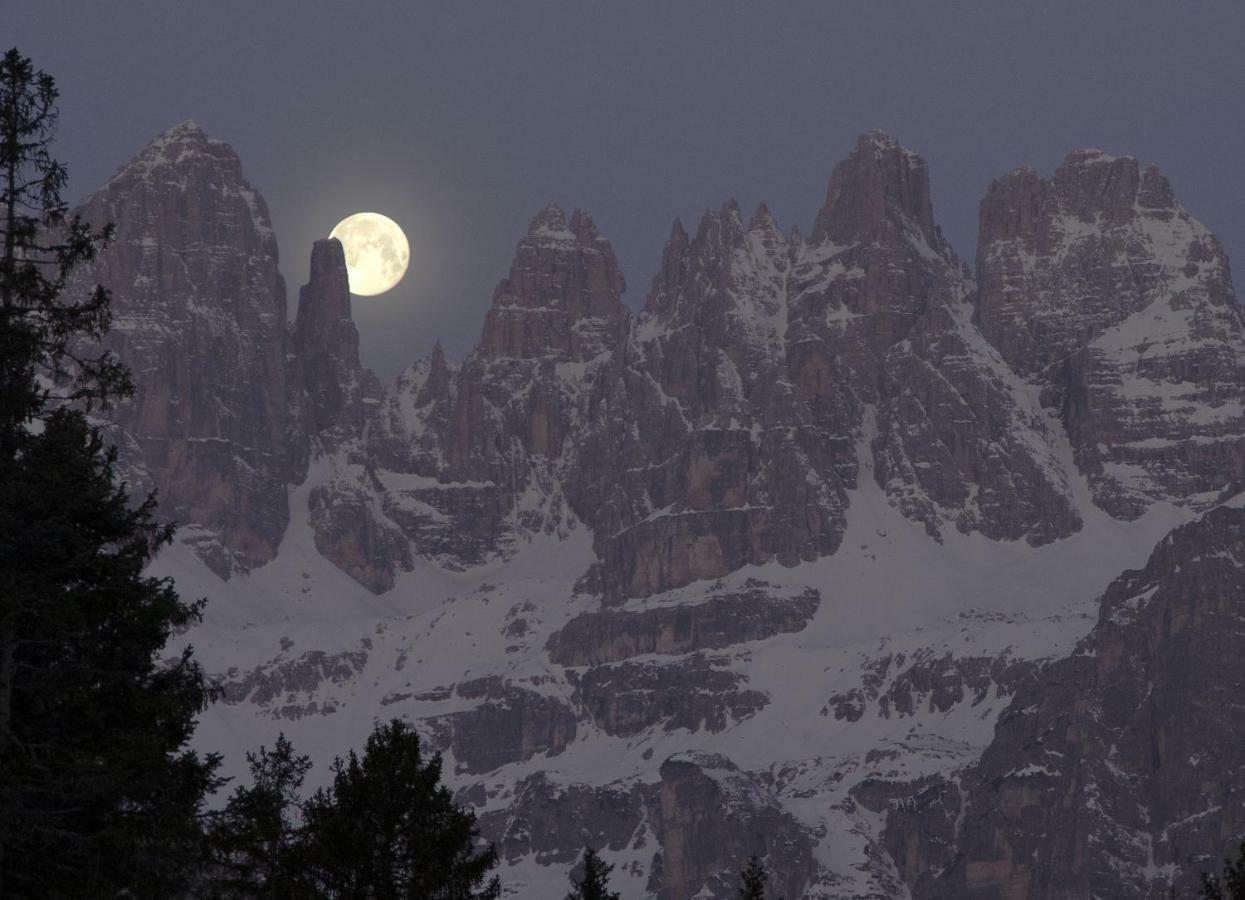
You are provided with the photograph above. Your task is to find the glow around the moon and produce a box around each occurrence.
[328,212,410,296]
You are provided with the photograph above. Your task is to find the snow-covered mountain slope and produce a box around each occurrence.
[76,123,1245,898]
[888,495,1245,900]
[161,421,1191,897]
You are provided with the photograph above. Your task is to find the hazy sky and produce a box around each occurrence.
[13,1,1245,379]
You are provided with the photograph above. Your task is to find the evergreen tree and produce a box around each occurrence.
[0,410,220,896]
[737,855,769,900]
[207,734,311,898]
[0,47,129,447]
[298,719,500,899]
[1201,841,1245,899]
[0,48,218,895]
[567,846,620,900]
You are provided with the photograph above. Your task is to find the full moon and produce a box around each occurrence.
[328,212,410,296]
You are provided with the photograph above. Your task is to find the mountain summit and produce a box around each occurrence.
[71,126,1245,898]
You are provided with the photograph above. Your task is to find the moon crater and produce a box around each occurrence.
[329,212,410,296]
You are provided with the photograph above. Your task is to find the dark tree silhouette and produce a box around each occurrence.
[1201,841,1245,899]
[207,734,311,897]
[298,719,500,899]
[0,409,220,895]
[568,846,620,900]
[738,855,769,899]
[0,47,129,445]
[0,48,217,896]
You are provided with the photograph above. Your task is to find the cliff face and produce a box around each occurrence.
[82,123,1245,897]
[976,150,1245,519]
[69,120,290,577]
[889,501,1245,900]
[289,237,376,449]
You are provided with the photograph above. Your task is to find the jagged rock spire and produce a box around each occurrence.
[67,121,290,577]
[290,238,367,440]
[812,130,939,247]
[476,204,627,362]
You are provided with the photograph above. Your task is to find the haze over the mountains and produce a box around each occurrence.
[13,0,1245,379]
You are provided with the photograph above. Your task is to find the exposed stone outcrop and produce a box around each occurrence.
[216,644,371,721]
[592,132,1083,599]
[82,123,1245,897]
[289,237,380,454]
[903,503,1245,899]
[826,649,1042,722]
[69,120,290,576]
[646,753,815,900]
[547,583,819,666]
[305,462,412,594]
[476,204,628,364]
[354,205,629,580]
[476,772,649,865]
[572,654,767,736]
[857,774,963,890]
[425,676,580,775]
[976,150,1245,519]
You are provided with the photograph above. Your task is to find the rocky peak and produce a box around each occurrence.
[975,147,1245,519]
[902,502,1245,899]
[811,130,939,249]
[477,204,627,362]
[980,151,1181,253]
[643,199,785,323]
[69,121,290,577]
[1052,148,1146,225]
[424,340,453,404]
[747,201,777,233]
[299,239,354,335]
[290,238,374,445]
[119,118,230,174]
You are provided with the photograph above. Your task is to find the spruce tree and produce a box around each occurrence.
[207,734,311,897]
[1201,841,1245,899]
[738,855,769,900]
[0,48,217,895]
[298,719,500,899]
[0,409,220,895]
[0,47,130,447]
[567,846,620,900]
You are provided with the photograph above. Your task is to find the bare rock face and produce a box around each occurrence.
[69,120,290,576]
[826,648,1041,723]
[289,238,380,453]
[356,205,629,579]
[305,462,412,595]
[588,132,1083,600]
[546,583,820,666]
[572,654,768,736]
[285,240,402,592]
[425,676,580,775]
[476,772,650,865]
[797,132,1079,545]
[121,123,1245,896]
[646,752,816,900]
[477,204,627,364]
[976,150,1245,518]
[858,775,963,891]
[600,198,851,600]
[904,503,1245,899]
[216,643,371,721]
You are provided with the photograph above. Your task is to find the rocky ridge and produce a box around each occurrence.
[884,500,1245,899]
[75,122,1245,897]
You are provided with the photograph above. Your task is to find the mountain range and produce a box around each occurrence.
[65,120,1245,898]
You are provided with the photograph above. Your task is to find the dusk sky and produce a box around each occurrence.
[14,0,1245,379]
